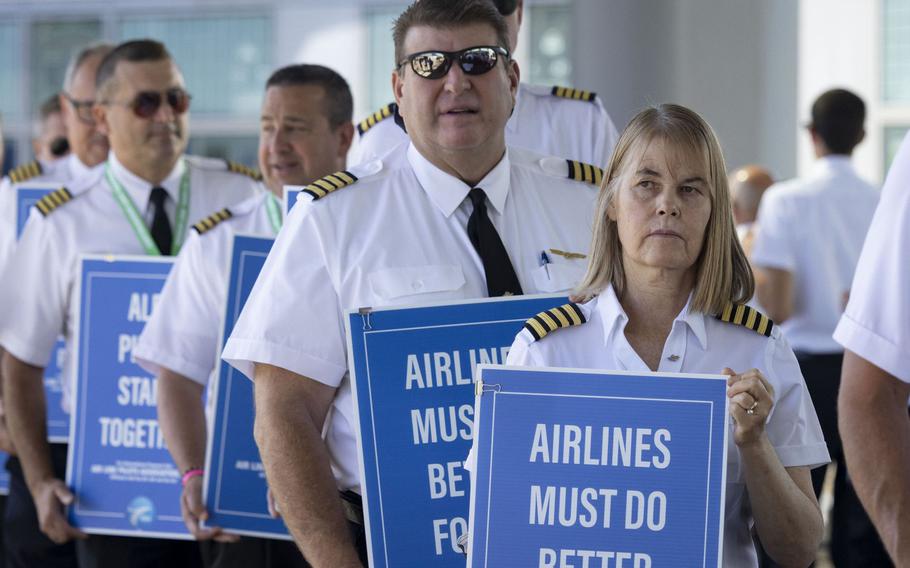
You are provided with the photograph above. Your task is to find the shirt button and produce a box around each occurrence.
[412,280,424,291]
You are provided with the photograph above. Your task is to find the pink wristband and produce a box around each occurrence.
[181,468,204,487]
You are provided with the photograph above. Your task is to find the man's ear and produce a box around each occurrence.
[392,70,405,116]
[92,103,110,137]
[508,59,521,99]
[336,121,355,159]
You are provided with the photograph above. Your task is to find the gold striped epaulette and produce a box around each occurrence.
[225,160,263,181]
[716,304,774,337]
[9,161,43,184]
[192,208,233,235]
[551,86,597,103]
[523,303,587,342]
[357,103,397,136]
[566,160,604,186]
[301,170,358,201]
[35,187,73,217]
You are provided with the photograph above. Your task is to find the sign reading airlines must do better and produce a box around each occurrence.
[346,295,570,568]
[469,366,729,568]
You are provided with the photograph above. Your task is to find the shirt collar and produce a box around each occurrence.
[596,285,708,350]
[406,142,511,217]
[108,151,185,206]
[813,155,854,177]
[66,154,98,180]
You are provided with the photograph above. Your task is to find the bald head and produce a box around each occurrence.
[729,165,774,225]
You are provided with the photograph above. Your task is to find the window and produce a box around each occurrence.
[883,0,910,102]
[526,4,573,87]
[187,135,259,168]
[366,5,407,112]
[31,20,102,107]
[119,14,271,117]
[0,22,24,120]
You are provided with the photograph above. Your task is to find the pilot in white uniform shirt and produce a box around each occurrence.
[0,154,100,278]
[0,153,259,416]
[222,142,601,493]
[353,83,619,168]
[834,144,910,383]
[134,190,279,402]
[502,286,829,568]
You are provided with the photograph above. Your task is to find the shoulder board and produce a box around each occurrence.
[192,208,233,235]
[302,170,359,201]
[225,160,263,181]
[35,187,74,217]
[357,103,397,136]
[551,86,597,103]
[523,303,588,342]
[9,161,44,184]
[716,304,774,337]
[566,160,604,186]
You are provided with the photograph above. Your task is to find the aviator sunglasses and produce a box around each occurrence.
[101,88,192,119]
[399,45,510,80]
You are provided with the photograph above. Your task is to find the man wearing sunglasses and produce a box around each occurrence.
[0,41,113,568]
[133,63,356,568]
[353,0,618,169]
[0,39,260,568]
[222,1,601,566]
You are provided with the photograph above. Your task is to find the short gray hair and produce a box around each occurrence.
[63,43,115,92]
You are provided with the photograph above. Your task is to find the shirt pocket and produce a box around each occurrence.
[368,264,466,302]
[531,261,586,293]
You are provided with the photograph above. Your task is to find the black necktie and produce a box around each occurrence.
[149,187,173,255]
[466,188,523,297]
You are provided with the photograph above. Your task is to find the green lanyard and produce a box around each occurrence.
[265,192,283,235]
[106,162,190,256]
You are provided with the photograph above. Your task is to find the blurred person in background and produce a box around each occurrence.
[751,88,887,567]
[0,42,114,568]
[32,95,70,163]
[728,164,773,255]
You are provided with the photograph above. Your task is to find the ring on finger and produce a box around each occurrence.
[746,400,757,415]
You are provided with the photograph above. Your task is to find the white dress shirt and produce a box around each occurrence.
[505,286,829,568]
[834,135,910,383]
[353,83,619,168]
[222,142,600,492]
[0,154,99,279]
[135,190,274,391]
[0,153,259,413]
[751,156,879,353]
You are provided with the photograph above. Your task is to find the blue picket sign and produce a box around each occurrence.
[469,366,729,568]
[66,255,187,538]
[16,186,71,442]
[202,234,290,539]
[346,295,570,568]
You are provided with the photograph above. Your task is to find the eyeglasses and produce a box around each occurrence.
[102,88,192,119]
[398,46,509,80]
[62,92,96,124]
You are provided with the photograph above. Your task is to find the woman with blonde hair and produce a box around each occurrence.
[507,104,828,566]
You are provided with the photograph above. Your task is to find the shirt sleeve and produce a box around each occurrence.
[834,136,910,383]
[763,329,830,468]
[222,201,348,386]
[0,210,68,367]
[0,179,16,286]
[750,188,797,271]
[134,229,221,385]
